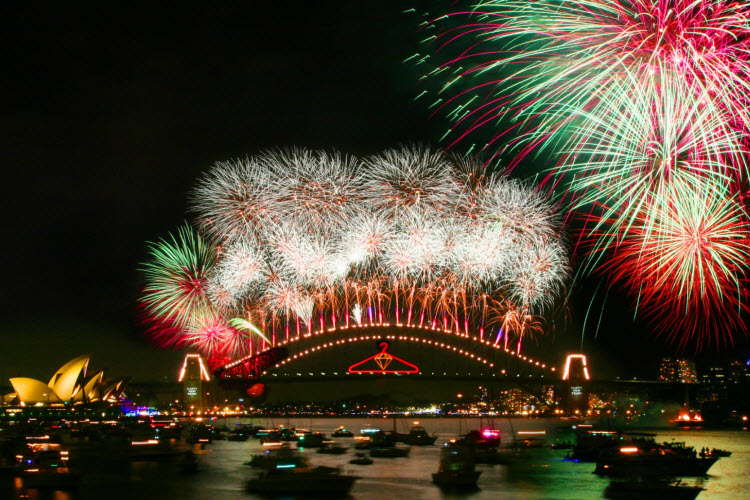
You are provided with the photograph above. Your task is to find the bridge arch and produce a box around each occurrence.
[217,322,558,382]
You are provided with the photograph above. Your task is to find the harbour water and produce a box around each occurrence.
[5,417,749,499]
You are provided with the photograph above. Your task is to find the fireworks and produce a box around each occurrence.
[418,1,750,346]
[598,178,750,347]
[420,0,750,168]
[140,147,568,365]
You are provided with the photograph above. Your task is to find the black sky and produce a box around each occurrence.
[2,2,746,383]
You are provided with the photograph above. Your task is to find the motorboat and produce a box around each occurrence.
[226,430,249,442]
[604,478,704,500]
[355,430,395,450]
[569,430,656,462]
[446,429,507,465]
[594,445,719,477]
[295,432,327,448]
[432,447,481,489]
[185,424,213,444]
[349,452,374,465]
[246,443,309,469]
[247,465,358,495]
[403,426,437,446]
[453,429,501,449]
[332,426,354,438]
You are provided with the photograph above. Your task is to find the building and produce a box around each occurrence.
[3,355,127,406]
[658,357,697,383]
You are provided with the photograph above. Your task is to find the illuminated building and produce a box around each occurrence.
[2,355,127,406]
[561,354,590,414]
[658,358,697,383]
[727,360,750,384]
[179,354,211,413]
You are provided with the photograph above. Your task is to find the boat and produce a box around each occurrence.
[604,478,704,500]
[14,442,80,490]
[226,431,249,442]
[332,426,354,438]
[354,430,396,450]
[247,465,358,495]
[253,428,278,440]
[703,447,731,458]
[246,443,309,469]
[569,430,656,462]
[403,426,438,446]
[446,429,507,464]
[453,429,501,449]
[594,445,719,477]
[185,424,213,444]
[672,411,704,428]
[295,432,327,448]
[317,442,348,454]
[349,452,374,465]
[432,447,481,489]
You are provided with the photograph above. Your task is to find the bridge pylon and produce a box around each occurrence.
[560,354,590,415]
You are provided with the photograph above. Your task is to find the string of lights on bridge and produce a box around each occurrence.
[219,322,557,378]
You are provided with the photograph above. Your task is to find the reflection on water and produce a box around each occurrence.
[4,418,749,499]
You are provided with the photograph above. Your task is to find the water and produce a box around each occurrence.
[6,418,750,499]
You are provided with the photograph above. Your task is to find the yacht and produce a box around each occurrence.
[594,445,719,477]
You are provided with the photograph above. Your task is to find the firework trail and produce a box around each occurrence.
[417,1,750,346]
[596,178,750,347]
[140,147,568,366]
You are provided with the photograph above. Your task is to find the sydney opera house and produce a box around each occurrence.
[3,355,127,406]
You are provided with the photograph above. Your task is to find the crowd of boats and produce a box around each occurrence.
[565,428,730,499]
[244,423,492,493]
[0,417,732,497]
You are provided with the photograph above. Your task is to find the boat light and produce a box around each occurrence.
[620,447,639,453]
[131,440,159,446]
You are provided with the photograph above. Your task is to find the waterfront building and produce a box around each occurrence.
[658,357,697,383]
[2,355,127,406]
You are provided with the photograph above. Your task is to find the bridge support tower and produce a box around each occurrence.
[560,354,590,415]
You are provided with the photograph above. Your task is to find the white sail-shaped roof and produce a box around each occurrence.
[10,378,61,404]
[48,355,89,402]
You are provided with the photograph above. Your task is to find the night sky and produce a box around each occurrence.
[2,2,746,384]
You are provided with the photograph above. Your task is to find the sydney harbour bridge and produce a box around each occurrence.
[212,322,593,412]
